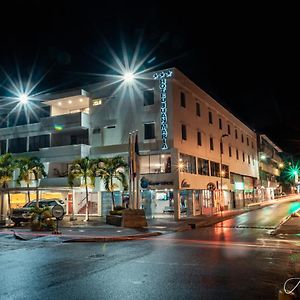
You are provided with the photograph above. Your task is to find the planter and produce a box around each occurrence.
[106,209,148,228]
[106,214,122,226]
[122,209,147,228]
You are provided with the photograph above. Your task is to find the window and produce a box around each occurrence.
[251,141,254,149]
[209,111,213,124]
[235,129,238,139]
[92,99,102,106]
[236,149,239,160]
[181,124,187,140]
[144,123,155,139]
[198,158,209,175]
[197,131,202,146]
[220,142,223,154]
[0,140,7,155]
[229,146,232,157]
[143,90,154,106]
[219,118,222,130]
[196,102,201,116]
[140,154,171,174]
[247,137,249,146]
[248,155,251,164]
[221,164,229,178]
[29,135,50,151]
[8,137,27,153]
[210,137,214,150]
[242,152,245,162]
[180,92,186,107]
[241,134,244,143]
[252,155,255,166]
[210,161,220,177]
[228,124,231,135]
[179,153,196,174]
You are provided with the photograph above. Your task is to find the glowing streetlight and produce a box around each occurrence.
[123,72,135,83]
[260,154,266,160]
[19,93,28,104]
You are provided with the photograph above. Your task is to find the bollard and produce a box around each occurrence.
[278,289,296,300]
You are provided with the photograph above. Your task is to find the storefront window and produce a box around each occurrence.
[180,153,196,174]
[140,154,171,174]
[198,158,209,175]
[210,161,220,177]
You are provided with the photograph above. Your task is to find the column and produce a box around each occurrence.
[173,189,180,220]
[192,190,196,216]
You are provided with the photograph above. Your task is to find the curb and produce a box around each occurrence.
[62,231,162,243]
[273,208,300,235]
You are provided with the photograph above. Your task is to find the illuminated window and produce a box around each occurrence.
[92,99,102,106]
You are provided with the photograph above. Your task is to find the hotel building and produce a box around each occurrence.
[0,68,260,220]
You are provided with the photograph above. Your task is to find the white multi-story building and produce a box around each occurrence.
[0,68,259,220]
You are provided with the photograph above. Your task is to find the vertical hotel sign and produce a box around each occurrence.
[153,70,173,150]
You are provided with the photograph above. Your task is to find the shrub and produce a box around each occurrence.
[30,207,55,231]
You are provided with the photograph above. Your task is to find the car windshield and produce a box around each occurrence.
[24,200,59,208]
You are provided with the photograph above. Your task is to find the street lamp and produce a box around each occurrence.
[220,134,228,211]
[19,93,28,104]
[123,72,135,83]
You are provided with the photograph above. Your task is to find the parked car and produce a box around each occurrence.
[11,199,66,226]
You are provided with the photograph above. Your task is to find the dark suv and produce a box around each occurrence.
[11,199,66,225]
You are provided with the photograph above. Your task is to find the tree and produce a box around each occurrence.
[98,156,128,210]
[0,153,17,219]
[68,157,98,221]
[17,157,47,206]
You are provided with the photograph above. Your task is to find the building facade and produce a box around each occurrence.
[257,134,284,200]
[0,68,260,220]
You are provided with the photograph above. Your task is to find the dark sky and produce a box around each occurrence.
[0,1,299,155]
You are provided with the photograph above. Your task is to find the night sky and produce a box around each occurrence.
[0,1,299,155]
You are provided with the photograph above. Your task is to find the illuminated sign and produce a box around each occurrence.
[234,182,244,190]
[153,70,173,150]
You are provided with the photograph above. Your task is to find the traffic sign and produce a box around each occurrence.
[207,182,216,191]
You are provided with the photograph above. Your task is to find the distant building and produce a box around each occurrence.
[257,134,284,200]
[0,68,261,220]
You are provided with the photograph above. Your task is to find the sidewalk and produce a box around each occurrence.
[0,225,162,243]
[1,195,299,242]
[166,194,300,230]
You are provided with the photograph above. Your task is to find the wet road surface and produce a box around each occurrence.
[0,199,300,300]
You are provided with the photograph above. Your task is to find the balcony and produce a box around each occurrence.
[41,112,89,132]
[0,112,89,139]
[39,144,91,162]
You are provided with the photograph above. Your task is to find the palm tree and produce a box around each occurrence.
[98,156,128,210]
[68,157,98,221]
[17,157,47,207]
[0,153,17,219]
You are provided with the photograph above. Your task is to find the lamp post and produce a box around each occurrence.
[220,134,228,212]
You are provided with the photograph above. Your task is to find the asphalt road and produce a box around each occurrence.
[0,199,300,300]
